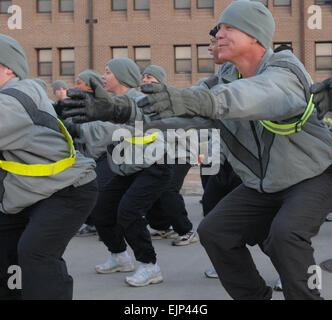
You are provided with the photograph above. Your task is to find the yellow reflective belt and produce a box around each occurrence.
[0,119,76,176]
[259,92,315,135]
[125,132,159,145]
[238,72,315,135]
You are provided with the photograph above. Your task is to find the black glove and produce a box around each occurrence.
[137,83,215,120]
[310,77,332,120]
[61,79,133,124]
[62,120,80,138]
[53,100,64,119]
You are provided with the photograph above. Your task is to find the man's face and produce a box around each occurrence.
[141,74,159,85]
[55,87,67,101]
[102,66,120,93]
[74,77,92,91]
[216,24,255,63]
[208,36,225,65]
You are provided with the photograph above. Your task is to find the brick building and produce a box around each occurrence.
[0,0,331,98]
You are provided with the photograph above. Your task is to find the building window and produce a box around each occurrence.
[256,0,268,7]
[37,0,51,13]
[134,0,149,10]
[111,47,128,58]
[174,0,190,9]
[315,0,332,5]
[38,49,52,76]
[59,0,74,12]
[273,0,291,6]
[112,0,127,11]
[197,0,213,9]
[60,48,75,76]
[135,47,151,72]
[175,46,191,74]
[316,42,332,70]
[197,45,214,73]
[0,0,11,13]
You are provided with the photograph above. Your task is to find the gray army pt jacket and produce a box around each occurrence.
[190,48,332,193]
[153,48,332,192]
[0,78,96,214]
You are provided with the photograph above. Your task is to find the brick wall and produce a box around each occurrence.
[0,0,331,98]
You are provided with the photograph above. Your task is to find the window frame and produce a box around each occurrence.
[59,48,75,76]
[197,44,214,74]
[37,48,52,77]
[315,42,332,71]
[174,45,192,74]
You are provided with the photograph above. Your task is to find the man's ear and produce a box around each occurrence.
[5,67,16,77]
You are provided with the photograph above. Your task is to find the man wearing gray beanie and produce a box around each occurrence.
[62,57,173,288]
[135,0,332,300]
[52,80,68,101]
[142,65,167,85]
[75,69,103,91]
[0,34,98,300]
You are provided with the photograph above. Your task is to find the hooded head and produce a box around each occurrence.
[0,34,29,80]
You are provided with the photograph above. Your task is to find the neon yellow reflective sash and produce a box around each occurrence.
[238,72,315,135]
[125,132,159,145]
[0,119,76,176]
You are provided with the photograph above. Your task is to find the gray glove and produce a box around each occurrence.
[61,80,133,124]
[138,83,216,120]
[310,77,332,120]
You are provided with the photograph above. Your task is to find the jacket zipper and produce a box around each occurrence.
[249,121,265,193]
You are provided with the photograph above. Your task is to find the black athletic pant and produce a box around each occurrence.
[202,160,242,216]
[86,153,115,227]
[0,180,98,300]
[198,165,332,300]
[93,164,172,264]
[147,163,193,235]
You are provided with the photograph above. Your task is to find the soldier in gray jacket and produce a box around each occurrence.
[62,2,332,300]
[0,35,98,300]
[64,58,173,287]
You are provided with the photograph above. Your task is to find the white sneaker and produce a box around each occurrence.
[204,268,219,279]
[150,228,178,240]
[172,231,198,246]
[273,278,283,291]
[125,263,163,287]
[95,251,135,274]
[326,212,332,221]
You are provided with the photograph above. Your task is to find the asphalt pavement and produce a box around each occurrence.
[64,196,332,301]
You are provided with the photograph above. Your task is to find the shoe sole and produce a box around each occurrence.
[125,275,164,287]
[204,272,219,279]
[75,233,97,237]
[172,237,198,246]
[95,265,135,274]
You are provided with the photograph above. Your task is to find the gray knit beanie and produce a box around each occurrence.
[143,65,167,84]
[78,69,103,88]
[218,0,275,49]
[106,58,141,88]
[52,80,68,94]
[0,34,29,79]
